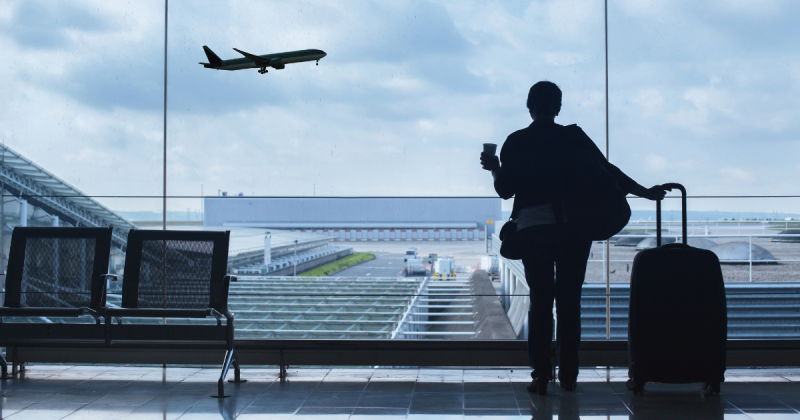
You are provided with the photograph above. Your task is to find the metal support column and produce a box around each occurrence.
[604,0,611,340]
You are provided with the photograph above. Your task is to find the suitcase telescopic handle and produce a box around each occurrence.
[656,183,687,247]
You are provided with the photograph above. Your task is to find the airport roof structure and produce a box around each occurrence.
[773,230,800,243]
[98,276,476,339]
[712,242,778,263]
[228,276,476,339]
[147,226,335,269]
[0,144,136,247]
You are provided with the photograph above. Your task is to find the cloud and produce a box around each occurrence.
[543,52,589,67]
[631,89,664,118]
[720,167,755,183]
[0,0,799,211]
[2,1,109,49]
[546,0,602,40]
[333,2,472,63]
[646,154,669,172]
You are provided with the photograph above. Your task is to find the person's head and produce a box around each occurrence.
[527,81,562,121]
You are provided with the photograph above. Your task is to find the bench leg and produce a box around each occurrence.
[10,347,17,376]
[0,350,7,380]
[211,350,234,398]
[279,349,287,381]
[227,353,247,383]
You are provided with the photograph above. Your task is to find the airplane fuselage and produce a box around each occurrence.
[201,48,326,71]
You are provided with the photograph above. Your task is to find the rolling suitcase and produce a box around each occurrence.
[626,183,727,395]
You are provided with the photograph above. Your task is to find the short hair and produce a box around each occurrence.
[526,81,562,117]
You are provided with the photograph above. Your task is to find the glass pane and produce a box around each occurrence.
[607,1,800,196]
[165,0,605,341]
[0,2,163,319]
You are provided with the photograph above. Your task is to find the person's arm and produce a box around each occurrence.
[480,138,516,200]
[492,166,516,200]
[571,126,665,201]
[629,183,666,201]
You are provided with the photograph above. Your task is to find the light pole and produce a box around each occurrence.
[293,240,298,276]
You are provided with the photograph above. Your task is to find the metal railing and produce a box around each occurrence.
[588,233,800,283]
[495,232,800,339]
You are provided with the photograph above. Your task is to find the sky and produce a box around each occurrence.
[0,0,798,214]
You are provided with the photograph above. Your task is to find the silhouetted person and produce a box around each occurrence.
[480,81,665,394]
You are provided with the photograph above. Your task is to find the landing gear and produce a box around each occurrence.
[258,66,268,74]
[316,60,319,66]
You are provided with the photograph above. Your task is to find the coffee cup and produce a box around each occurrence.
[483,143,497,156]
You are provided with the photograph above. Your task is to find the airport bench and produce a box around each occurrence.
[0,228,243,398]
[103,229,243,397]
[0,227,114,379]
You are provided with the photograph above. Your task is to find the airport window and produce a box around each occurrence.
[1,1,798,355]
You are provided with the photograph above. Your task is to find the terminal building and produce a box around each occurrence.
[203,196,502,241]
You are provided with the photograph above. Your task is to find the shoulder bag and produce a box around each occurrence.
[498,219,524,260]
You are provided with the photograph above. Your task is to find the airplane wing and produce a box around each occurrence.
[233,48,269,64]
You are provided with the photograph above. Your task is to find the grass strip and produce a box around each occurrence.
[299,252,376,277]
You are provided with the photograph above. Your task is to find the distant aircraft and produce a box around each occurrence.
[199,46,327,74]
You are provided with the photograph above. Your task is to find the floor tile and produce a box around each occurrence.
[464,408,523,417]
[464,382,513,393]
[365,381,416,393]
[352,406,409,418]
[357,392,413,409]
[411,392,464,415]
[414,382,464,393]
[302,391,363,407]
[724,393,793,410]
[317,380,369,392]
[742,411,800,420]
[293,406,353,419]
[4,366,800,419]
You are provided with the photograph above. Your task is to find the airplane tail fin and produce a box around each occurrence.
[202,46,222,67]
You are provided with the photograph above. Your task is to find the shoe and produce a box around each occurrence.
[559,381,577,392]
[526,376,548,395]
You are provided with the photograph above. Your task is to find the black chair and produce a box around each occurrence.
[104,229,243,398]
[0,227,113,379]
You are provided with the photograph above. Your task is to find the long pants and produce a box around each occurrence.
[519,225,592,382]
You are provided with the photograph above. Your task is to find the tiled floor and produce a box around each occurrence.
[1,366,800,419]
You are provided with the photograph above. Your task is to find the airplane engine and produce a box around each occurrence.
[270,58,285,70]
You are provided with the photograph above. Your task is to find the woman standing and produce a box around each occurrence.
[480,81,665,394]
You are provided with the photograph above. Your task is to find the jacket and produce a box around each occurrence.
[494,120,636,219]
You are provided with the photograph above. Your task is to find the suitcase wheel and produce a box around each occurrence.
[703,381,721,395]
[626,379,645,395]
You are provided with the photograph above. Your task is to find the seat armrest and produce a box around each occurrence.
[207,308,234,326]
[80,308,102,323]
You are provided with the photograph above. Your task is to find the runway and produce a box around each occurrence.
[334,253,407,277]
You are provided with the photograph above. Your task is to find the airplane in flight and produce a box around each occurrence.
[199,46,327,74]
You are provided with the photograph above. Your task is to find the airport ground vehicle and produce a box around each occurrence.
[480,255,500,280]
[405,258,427,276]
[404,247,418,262]
[433,257,456,279]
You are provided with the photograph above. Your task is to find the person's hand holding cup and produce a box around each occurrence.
[480,143,499,171]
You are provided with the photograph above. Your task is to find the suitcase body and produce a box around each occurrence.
[627,183,727,394]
